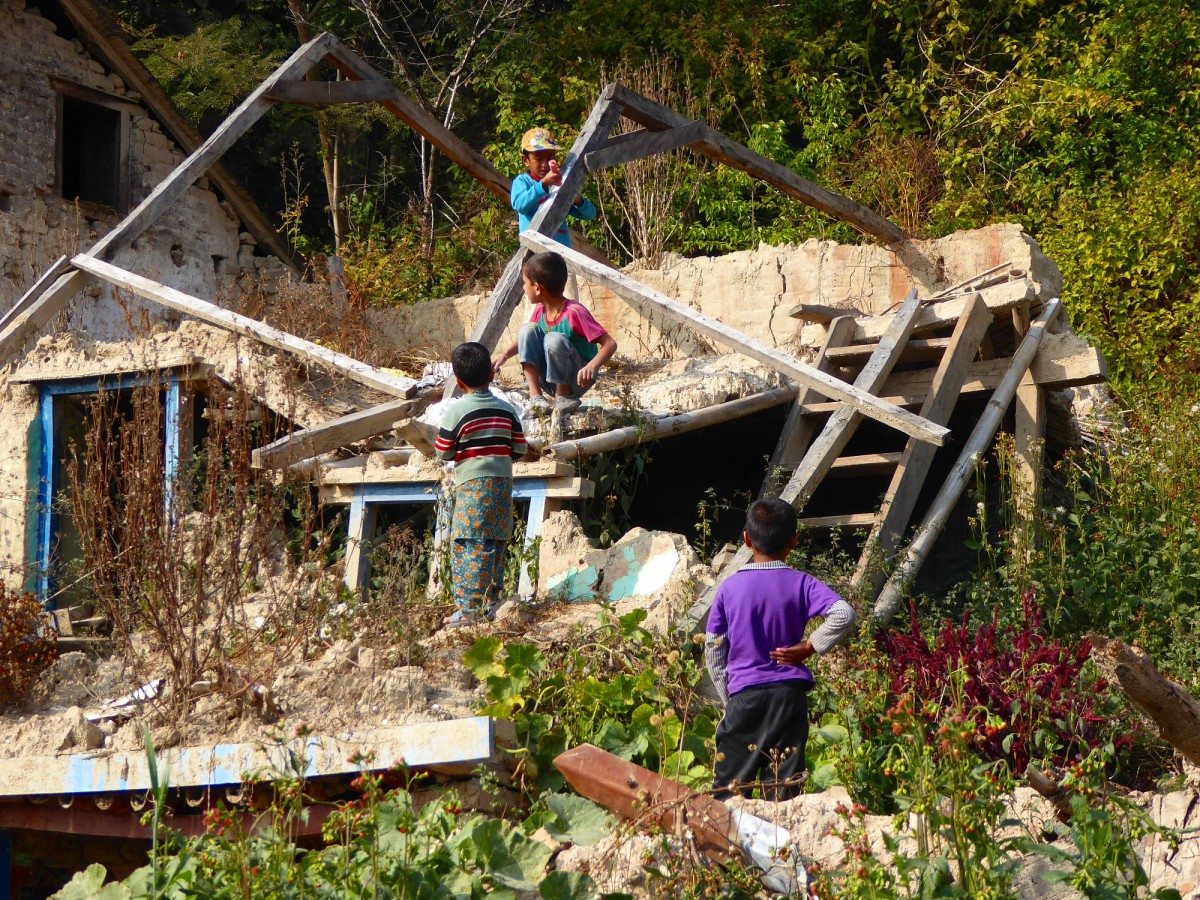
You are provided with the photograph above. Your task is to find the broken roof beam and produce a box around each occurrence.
[795,278,1036,345]
[0,716,503,798]
[547,387,798,461]
[609,84,904,244]
[252,398,414,469]
[265,78,399,106]
[872,299,1063,623]
[86,33,337,264]
[520,231,949,446]
[583,121,709,171]
[71,255,415,398]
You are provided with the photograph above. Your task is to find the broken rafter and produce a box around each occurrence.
[71,255,415,398]
[265,78,400,106]
[583,120,708,171]
[521,231,949,446]
[546,387,797,460]
[610,84,905,244]
[872,299,1062,623]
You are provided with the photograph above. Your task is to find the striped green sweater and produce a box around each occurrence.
[435,389,528,485]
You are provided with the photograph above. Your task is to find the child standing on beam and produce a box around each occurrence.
[435,342,528,627]
[492,251,617,415]
[705,498,858,800]
[511,127,597,247]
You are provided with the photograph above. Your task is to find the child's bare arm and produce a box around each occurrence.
[577,333,617,388]
[492,340,519,376]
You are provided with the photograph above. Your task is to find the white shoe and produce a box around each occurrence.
[527,395,552,416]
[554,396,582,414]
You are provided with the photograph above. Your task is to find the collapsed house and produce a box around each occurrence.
[0,8,1112,894]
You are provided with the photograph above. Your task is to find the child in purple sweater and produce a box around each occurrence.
[705,498,857,800]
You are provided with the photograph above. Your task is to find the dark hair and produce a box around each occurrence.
[522,251,569,295]
[451,341,492,388]
[744,498,798,556]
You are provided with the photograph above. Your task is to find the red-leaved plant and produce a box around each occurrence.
[878,590,1127,773]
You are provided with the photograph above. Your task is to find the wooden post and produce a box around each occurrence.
[521,232,948,446]
[1012,371,1045,542]
[71,255,415,398]
[343,491,376,598]
[852,295,992,594]
[872,300,1062,623]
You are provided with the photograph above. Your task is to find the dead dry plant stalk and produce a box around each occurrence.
[593,54,711,267]
[64,376,333,709]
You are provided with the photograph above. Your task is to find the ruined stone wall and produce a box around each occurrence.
[370,223,1063,367]
[0,0,289,340]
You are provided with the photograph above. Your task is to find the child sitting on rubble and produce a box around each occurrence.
[511,127,597,247]
[705,498,857,801]
[434,341,528,626]
[491,251,617,415]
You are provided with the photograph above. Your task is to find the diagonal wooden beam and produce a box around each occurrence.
[0,270,91,363]
[583,121,708,171]
[684,290,924,632]
[72,255,414,398]
[872,300,1063,622]
[265,79,401,106]
[609,84,905,243]
[252,398,414,469]
[852,294,992,594]
[522,231,948,445]
[87,33,337,264]
[0,256,71,335]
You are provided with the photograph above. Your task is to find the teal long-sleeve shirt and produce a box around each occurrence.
[510,173,597,246]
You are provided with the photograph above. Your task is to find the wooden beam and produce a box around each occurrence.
[762,316,855,495]
[0,255,71,334]
[1013,371,1045,528]
[583,121,707,171]
[788,302,865,324]
[395,417,438,457]
[55,0,300,270]
[796,279,1034,345]
[86,33,337,263]
[828,452,903,476]
[522,231,948,446]
[872,300,1062,623]
[0,269,90,363]
[825,336,951,364]
[71,256,415,397]
[265,78,401,106]
[852,294,992,594]
[252,398,414,469]
[800,513,877,529]
[610,84,905,243]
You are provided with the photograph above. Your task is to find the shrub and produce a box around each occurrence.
[0,588,58,707]
[878,590,1125,773]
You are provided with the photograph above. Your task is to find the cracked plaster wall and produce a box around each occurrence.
[369,223,1063,365]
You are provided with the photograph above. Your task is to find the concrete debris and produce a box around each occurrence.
[84,677,163,723]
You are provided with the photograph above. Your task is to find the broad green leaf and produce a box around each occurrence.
[540,870,599,899]
[51,864,133,900]
[464,637,505,678]
[543,793,614,846]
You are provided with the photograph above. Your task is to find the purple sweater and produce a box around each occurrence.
[706,562,842,696]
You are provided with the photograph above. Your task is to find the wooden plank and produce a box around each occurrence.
[10,353,198,384]
[253,398,414,469]
[1013,372,1045,526]
[0,269,90,363]
[320,476,593,505]
[523,231,948,446]
[872,300,1062,622]
[828,452,903,476]
[318,454,573,485]
[395,417,438,457]
[610,85,904,243]
[825,336,951,364]
[71,256,415,398]
[762,316,855,494]
[265,78,399,106]
[56,0,299,270]
[799,513,877,528]
[582,120,707,171]
[852,294,992,594]
[0,256,71,335]
[796,279,1035,345]
[787,302,865,324]
[86,33,336,263]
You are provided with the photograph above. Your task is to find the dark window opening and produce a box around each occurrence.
[38,0,79,40]
[60,96,122,209]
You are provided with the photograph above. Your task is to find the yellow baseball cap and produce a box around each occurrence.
[521,127,560,152]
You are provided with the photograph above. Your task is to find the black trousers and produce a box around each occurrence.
[713,680,810,801]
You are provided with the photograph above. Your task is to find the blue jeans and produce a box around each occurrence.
[517,324,593,397]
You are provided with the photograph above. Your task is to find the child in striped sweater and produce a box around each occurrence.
[434,342,528,625]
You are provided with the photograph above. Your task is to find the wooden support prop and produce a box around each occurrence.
[853,294,992,594]
[86,33,336,263]
[872,299,1062,623]
[0,269,90,363]
[1089,635,1200,768]
[582,120,707,171]
[0,256,71,334]
[796,278,1035,344]
[71,256,414,398]
[610,84,904,243]
[521,232,947,446]
[265,78,399,106]
[685,291,924,631]
[253,398,413,469]
[547,387,797,460]
[762,316,856,495]
[1013,371,1045,530]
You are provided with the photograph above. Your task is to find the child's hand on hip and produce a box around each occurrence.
[769,642,815,666]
